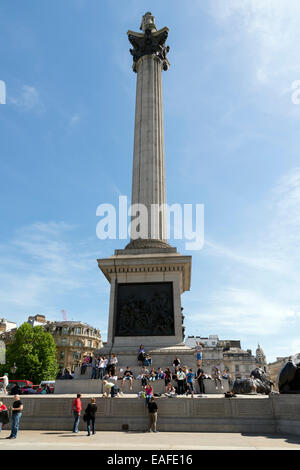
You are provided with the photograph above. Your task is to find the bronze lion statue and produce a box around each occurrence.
[232,367,273,395]
[277,360,300,394]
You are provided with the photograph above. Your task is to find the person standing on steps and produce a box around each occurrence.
[176,367,186,395]
[186,368,196,398]
[195,342,203,367]
[196,368,206,396]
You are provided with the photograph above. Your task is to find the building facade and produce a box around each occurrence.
[0,318,17,333]
[44,320,102,372]
[0,315,102,372]
[186,335,268,380]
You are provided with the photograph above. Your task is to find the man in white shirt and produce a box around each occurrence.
[98,357,107,380]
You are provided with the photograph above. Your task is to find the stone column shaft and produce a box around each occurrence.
[131,54,167,241]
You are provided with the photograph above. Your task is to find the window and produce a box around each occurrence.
[235,365,240,372]
[74,341,81,347]
[60,352,65,359]
[87,340,92,348]
[63,327,68,335]
[77,327,81,334]
[61,339,67,346]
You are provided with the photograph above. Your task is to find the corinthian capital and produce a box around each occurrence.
[127,13,170,73]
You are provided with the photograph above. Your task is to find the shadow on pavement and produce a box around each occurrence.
[241,432,300,445]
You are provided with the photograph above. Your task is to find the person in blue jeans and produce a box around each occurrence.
[186,369,196,398]
[7,395,23,439]
[72,393,82,433]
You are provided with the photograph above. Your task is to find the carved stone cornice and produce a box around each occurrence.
[97,253,192,293]
[127,27,170,72]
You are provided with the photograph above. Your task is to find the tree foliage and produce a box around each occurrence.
[5,323,58,384]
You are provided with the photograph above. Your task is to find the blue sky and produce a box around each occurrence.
[1,0,300,363]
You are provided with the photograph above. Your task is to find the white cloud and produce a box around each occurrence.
[208,0,300,105]
[272,167,300,230]
[204,239,284,273]
[190,167,300,339]
[190,287,299,336]
[68,113,80,127]
[0,222,106,321]
[10,85,43,112]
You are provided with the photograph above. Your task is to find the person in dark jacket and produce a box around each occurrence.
[196,368,206,395]
[85,397,97,436]
[10,383,21,396]
[147,396,158,433]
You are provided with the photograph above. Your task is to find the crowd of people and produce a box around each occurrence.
[74,344,231,400]
[0,343,235,437]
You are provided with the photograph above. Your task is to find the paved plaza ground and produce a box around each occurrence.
[0,430,300,450]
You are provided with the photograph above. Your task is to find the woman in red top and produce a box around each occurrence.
[72,393,82,433]
[0,401,8,432]
[145,384,153,406]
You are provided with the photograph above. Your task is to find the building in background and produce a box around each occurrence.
[0,315,102,372]
[186,335,268,380]
[44,320,102,372]
[27,314,48,327]
[0,318,17,333]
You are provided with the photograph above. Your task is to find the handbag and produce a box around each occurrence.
[1,410,9,425]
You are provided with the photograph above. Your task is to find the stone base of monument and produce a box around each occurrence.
[97,250,192,349]
[1,395,300,436]
[55,343,210,395]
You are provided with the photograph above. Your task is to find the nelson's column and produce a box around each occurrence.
[97,13,193,361]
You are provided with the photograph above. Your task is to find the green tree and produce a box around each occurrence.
[5,323,58,384]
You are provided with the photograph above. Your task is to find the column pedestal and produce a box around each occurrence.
[97,249,191,352]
